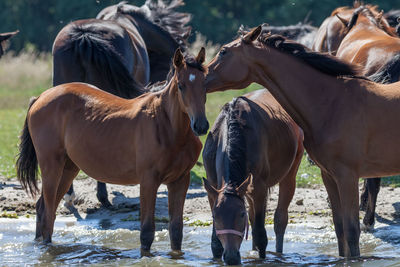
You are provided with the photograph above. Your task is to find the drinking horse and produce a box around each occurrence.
[52,0,191,207]
[203,89,303,265]
[205,26,400,257]
[16,48,208,254]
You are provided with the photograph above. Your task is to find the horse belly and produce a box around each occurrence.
[64,128,139,184]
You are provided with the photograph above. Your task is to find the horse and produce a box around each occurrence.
[0,30,18,58]
[332,5,400,230]
[384,9,400,28]
[52,0,191,207]
[202,89,303,265]
[262,22,317,48]
[16,48,209,254]
[312,3,396,55]
[205,25,400,257]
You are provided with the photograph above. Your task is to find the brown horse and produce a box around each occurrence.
[205,26,400,257]
[16,48,209,254]
[330,5,400,230]
[53,0,191,207]
[203,89,303,265]
[312,4,396,55]
[0,30,18,58]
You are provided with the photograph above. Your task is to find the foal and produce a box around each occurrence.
[203,89,303,265]
[16,48,208,254]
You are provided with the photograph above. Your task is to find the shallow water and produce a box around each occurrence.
[1,217,400,266]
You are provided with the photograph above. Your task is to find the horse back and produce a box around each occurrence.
[52,19,148,99]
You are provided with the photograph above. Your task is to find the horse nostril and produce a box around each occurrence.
[223,250,241,265]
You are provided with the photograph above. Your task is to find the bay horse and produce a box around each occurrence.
[0,30,18,58]
[332,5,400,230]
[205,26,400,257]
[312,4,396,55]
[16,48,209,254]
[203,89,303,265]
[52,0,191,207]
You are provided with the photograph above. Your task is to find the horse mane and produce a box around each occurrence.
[65,22,145,98]
[255,32,362,77]
[220,97,248,187]
[142,0,192,46]
[146,54,205,92]
[368,53,400,83]
[338,5,397,37]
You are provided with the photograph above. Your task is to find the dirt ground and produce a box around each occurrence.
[1,177,400,228]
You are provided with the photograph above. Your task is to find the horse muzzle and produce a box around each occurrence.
[223,249,241,265]
[191,116,209,136]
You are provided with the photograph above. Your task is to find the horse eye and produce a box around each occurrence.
[240,212,246,218]
[178,84,184,91]
[219,48,227,56]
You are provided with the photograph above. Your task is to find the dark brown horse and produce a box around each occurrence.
[205,26,400,257]
[52,0,191,207]
[16,48,208,254]
[0,30,18,58]
[203,89,303,265]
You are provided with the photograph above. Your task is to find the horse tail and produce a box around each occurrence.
[223,97,248,186]
[67,23,145,98]
[368,53,400,84]
[16,97,39,197]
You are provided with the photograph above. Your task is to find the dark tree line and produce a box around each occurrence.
[0,0,399,52]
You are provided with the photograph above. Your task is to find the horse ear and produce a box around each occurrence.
[335,14,349,28]
[203,177,218,203]
[376,10,384,25]
[173,48,184,69]
[243,25,262,43]
[236,175,253,197]
[196,47,206,64]
[0,30,18,43]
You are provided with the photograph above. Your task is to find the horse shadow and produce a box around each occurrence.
[370,201,400,246]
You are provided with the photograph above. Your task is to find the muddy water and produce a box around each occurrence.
[1,217,400,266]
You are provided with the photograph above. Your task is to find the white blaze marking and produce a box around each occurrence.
[189,74,196,82]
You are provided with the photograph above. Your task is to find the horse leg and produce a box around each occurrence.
[35,194,44,240]
[321,170,345,256]
[245,194,256,251]
[249,176,267,259]
[55,158,80,210]
[359,179,368,211]
[206,184,223,259]
[362,178,381,231]
[96,182,112,208]
[39,155,66,243]
[167,173,190,252]
[139,174,160,254]
[336,171,360,257]
[274,167,298,253]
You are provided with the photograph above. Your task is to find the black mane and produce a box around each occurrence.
[256,32,361,77]
[221,97,248,188]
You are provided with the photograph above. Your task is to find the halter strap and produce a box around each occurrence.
[215,212,249,240]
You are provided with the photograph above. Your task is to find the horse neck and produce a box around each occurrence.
[159,80,191,138]
[126,14,178,56]
[246,46,344,137]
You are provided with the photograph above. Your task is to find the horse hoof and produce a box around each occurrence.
[99,198,112,209]
[63,192,76,208]
[140,248,154,257]
[360,222,374,232]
